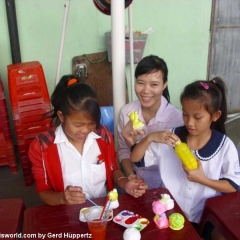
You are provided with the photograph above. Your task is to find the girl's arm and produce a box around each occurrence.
[29,139,86,205]
[184,160,237,193]
[198,178,236,193]
[39,190,66,205]
[39,186,86,205]
[131,130,179,162]
[130,134,153,162]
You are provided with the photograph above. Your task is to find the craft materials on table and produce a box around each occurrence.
[168,213,185,230]
[152,193,184,230]
[123,227,141,240]
[79,207,113,222]
[108,188,119,209]
[99,188,119,221]
[113,210,149,231]
[86,196,98,206]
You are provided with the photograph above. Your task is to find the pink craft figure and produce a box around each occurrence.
[152,200,169,229]
[152,200,167,215]
[153,213,169,229]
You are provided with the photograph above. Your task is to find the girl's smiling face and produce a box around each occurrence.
[57,110,97,144]
[182,99,221,136]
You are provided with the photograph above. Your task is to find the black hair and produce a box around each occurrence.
[49,74,101,127]
[134,55,170,102]
[180,77,227,134]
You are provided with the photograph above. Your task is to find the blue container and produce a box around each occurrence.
[100,106,114,135]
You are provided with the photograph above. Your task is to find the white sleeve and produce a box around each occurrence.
[117,108,131,162]
[237,142,240,160]
[221,138,240,190]
[143,142,159,167]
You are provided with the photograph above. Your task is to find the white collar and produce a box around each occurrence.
[54,124,100,146]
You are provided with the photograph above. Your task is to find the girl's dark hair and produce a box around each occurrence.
[49,74,101,127]
[135,55,170,102]
[180,77,227,134]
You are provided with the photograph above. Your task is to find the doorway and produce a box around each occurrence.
[208,0,240,113]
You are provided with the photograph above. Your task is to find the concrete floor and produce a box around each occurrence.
[0,118,239,209]
[0,160,43,208]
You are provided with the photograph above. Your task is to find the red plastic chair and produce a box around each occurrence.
[0,198,25,239]
[199,192,240,240]
[7,61,52,186]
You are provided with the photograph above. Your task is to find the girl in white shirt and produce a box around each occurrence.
[131,77,240,239]
[29,75,147,205]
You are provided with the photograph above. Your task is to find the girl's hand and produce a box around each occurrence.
[183,160,207,184]
[64,186,86,204]
[125,178,148,198]
[147,130,179,146]
[121,120,144,147]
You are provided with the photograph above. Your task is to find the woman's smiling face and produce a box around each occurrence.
[134,70,167,111]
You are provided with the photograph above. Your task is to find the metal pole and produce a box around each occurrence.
[5,0,21,63]
[55,0,70,86]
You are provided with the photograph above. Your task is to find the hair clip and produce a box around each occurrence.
[211,79,216,84]
[67,78,78,86]
[200,82,209,90]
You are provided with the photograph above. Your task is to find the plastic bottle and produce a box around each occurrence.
[174,140,198,170]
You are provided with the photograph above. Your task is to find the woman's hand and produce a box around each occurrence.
[63,186,86,204]
[121,120,144,147]
[127,173,138,181]
[125,178,148,198]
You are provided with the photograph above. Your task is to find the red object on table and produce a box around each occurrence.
[199,191,240,240]
[0,198,25,239]
[22,188,201,240]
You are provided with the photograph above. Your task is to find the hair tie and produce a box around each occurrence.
[200,82,209,90]
[67,78,78,86]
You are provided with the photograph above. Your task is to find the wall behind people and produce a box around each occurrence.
[0,0,212,109]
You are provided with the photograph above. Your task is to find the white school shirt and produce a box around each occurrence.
[145,128,240,223]
[54,125,107,199]
[117,96,184,189]
[237,142,240,160]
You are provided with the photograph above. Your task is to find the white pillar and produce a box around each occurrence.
[111,0,126,149]
[128,4,135,102]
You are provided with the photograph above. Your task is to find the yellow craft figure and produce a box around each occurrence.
[129,111,144,130]
[108,188,119,209]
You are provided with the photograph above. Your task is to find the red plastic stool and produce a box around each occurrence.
[7,61,51,186]
[199,192,240,240]
[0,198,25,239]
